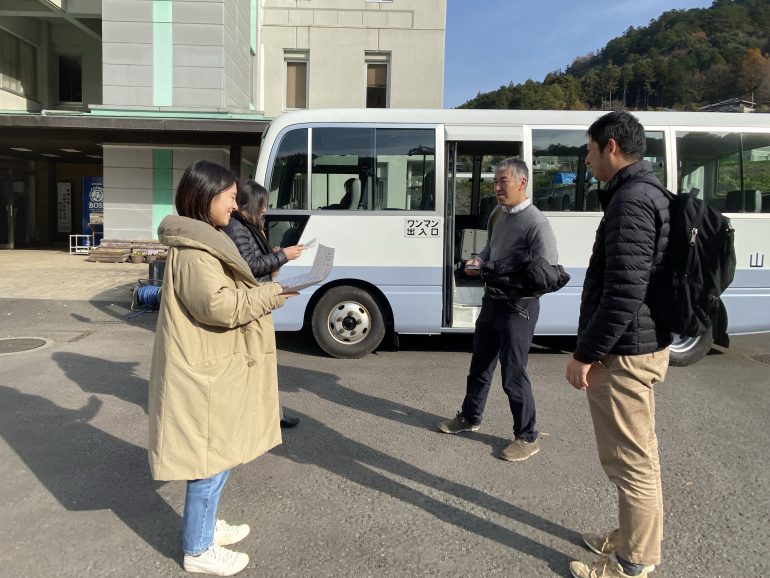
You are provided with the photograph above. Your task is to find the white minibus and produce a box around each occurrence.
[254,109,770,366]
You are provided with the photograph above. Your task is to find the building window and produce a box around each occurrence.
[366,53,389,108]
[0,29,37,99]
[285,51,308,110]
[58,55,82,103]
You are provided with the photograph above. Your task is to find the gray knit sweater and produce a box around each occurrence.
[479,204,558,268]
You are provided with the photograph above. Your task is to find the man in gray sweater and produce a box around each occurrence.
[438,157,558,462]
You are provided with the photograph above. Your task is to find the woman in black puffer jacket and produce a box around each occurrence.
[223,180,304,428]
[223,180,303,281]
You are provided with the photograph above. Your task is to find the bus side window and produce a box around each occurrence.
[676,131,741,213]
[742,133,770,213]
[310,127,436,211]
[264,215,310,248]
[267,128,308,210]
[532,129,585,212]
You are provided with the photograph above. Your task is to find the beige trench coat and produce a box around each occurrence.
[148,215,286,481]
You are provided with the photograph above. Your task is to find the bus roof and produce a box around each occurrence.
[266,108,770,135]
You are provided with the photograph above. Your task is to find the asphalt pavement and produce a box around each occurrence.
[1,249,769,577]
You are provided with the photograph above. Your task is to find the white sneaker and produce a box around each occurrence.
[183,545,249,576]
[214,519,250,547]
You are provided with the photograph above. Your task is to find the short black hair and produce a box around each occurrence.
[587,111,646,160]
[175,160,237,226]
[236,179,268,227]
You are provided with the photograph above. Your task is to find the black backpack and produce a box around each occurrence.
[638,176,736,346]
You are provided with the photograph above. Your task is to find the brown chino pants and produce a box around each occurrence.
[586,349,669,566]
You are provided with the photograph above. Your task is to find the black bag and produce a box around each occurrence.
[639,177,736,346]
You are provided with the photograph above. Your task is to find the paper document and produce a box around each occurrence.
[279,244,335,293]
[303,237,317,249]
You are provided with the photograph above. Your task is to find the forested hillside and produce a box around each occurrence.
[460,0,770,111]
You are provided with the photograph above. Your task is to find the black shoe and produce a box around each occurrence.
[280,414,300,428]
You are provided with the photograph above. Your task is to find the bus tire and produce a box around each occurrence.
[668,330,714,367]
[311,286,386,359]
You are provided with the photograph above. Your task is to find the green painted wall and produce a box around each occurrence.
[152,149,174,234]
[153,0,173,107]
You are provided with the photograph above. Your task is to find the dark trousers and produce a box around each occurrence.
[460,296,540,442]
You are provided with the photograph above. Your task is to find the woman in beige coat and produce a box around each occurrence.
[149,160,289,576]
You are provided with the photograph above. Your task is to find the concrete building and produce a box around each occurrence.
[0,0,445,248]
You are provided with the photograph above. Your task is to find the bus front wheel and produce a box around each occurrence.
[668,330,714,367]
[311,286,386,359]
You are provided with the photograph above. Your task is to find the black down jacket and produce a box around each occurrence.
[574,160,672,363]
[481,255,570,300]
[222,212,287,281]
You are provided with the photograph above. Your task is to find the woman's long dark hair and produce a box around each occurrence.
[236,180,269,235]
[175,160,237,226]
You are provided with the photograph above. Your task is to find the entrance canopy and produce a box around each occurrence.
[0,112,269,166]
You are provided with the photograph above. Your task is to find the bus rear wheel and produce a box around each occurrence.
[311,286,386,359]
[668,330,714,367]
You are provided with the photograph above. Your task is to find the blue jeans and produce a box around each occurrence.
[182,469,230,555]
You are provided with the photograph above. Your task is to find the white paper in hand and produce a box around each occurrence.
[279,244,334,293]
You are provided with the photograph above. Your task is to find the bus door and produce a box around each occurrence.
[442,128,523,330]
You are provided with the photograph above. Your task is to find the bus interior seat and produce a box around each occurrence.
[478,195,497,228]
[585,189,599,211]
[762,193,770,213]
[725,189,762,213]
[349,179,362,209]
[419,169,435,210]
[458,228,488,260]
[357,179,371,210]
[267,220,292,247]
[549,194,571,211]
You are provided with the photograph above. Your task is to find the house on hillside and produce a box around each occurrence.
[699,98,756,113]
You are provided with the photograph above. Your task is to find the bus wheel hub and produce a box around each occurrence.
[328,302,370,344]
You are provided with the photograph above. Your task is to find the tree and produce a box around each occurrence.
[739,47,770,100]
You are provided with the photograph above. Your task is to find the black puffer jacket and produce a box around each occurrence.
[222,212,287,281]
[481,255,570,300]
[574,161,672,363]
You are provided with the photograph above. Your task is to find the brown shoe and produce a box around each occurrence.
[583,529,618,556]
[570,553,649,578]
[437,412,480,434]
[499,437,540,462]
[583,530,655,573]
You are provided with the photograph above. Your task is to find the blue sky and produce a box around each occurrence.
[444,0,714,108]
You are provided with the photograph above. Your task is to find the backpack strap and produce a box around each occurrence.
[631,174,708,232]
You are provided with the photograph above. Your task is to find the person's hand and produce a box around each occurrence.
[464,258,482,276]
[565,357,592,390]
[277,284,300,297]
[282,245,304,260]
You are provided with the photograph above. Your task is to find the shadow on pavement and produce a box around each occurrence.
[53,351,149,412]
[276,331,576,357]
[0,386,180,561]
[276,364,581,573]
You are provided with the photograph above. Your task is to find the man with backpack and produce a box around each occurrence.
[565,112,672,578]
